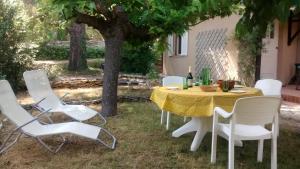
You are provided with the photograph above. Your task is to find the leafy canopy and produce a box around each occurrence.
[46,0,240,39]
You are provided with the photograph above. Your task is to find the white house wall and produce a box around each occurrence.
[163,15,241,80]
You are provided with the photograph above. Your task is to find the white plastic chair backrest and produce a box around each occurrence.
[162,76,184,87]
[0,80,40,129]
[232,96,281,126]
[255,79,282,97]
[23,70,62,110]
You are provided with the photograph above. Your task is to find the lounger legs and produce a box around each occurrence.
[36,135,66,153]
[97,112,107,126]
[0,132,22,154]
[96,128,117,149]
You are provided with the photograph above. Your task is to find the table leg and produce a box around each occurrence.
[172,117,212,151]
[172,118,201,137]
[190,118,211,151]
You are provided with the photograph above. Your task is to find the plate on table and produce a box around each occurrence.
[229,89,246,93]
[234,84,245,88]
[166,86,180,90]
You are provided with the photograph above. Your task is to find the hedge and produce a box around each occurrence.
[35,43,105,60]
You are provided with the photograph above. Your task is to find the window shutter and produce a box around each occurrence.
[167,35,174,56]
[180,31,188,55]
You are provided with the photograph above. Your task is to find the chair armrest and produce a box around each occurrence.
[60,93,70,105]
[60,92,69,100]
[214,107,233,119]
[32,97,47,111]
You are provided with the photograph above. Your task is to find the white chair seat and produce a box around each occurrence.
[218,123,272,140]
[52,105,98,121]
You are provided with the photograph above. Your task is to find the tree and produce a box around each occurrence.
[29,1,88,71]
[68,22,88,71]
[0,0,33,90]
[235,0,300,81]
[46,0,239,116]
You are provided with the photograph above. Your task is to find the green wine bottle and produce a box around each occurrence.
[187,66,193,88]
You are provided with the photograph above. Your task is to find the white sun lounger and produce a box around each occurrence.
[0,80,116,154]
[23,70,106,125]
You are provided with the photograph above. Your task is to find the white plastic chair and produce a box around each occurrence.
[0,80,116,154]
[254,79,282,97]
[23,70,106,125]
[255,79,282,144]
[211,96,281,169]
[161,76,185,130]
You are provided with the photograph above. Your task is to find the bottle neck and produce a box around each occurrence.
[188,66,191,73]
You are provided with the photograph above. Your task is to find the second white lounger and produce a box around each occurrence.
[23,70,106,125]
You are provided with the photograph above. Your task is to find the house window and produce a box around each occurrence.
[265,23,275,39]
[167,31,188,56]
[176,31,188,55]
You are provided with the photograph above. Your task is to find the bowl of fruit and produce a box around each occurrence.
[200,85,218,92]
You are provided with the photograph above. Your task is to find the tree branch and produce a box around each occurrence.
[94,0,112,20]
[126,24,154,42]
[75,12,108,32]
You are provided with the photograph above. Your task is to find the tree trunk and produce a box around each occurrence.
[101,38,123,117]
[255,53,261,82]
[68,22,87,71]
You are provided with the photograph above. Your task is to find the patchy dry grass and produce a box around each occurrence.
[0,102,300,169]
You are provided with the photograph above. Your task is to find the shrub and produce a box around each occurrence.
[35,43,68,60]
[0,1,33,90]
[35,43,105,60]
[120,42,158,75]
[87,47,105,59]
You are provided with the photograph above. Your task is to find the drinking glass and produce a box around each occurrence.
[222,80,229,92]
[201,68,211,85]
[183,78,188,89]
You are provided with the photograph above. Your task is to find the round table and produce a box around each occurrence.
[150,86,262,151]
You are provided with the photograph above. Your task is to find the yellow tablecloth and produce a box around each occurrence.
[150,87,262,117]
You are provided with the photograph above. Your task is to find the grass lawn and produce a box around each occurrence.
[1,100,300,169]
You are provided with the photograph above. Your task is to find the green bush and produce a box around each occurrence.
[0,1,33,90]
[35,41,157,75]
[35,43,69,60]
[35,43,105,60]
[120,42,158,75]
[87,47,105,59]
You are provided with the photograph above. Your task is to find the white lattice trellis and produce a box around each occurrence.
[195,28,236,81]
